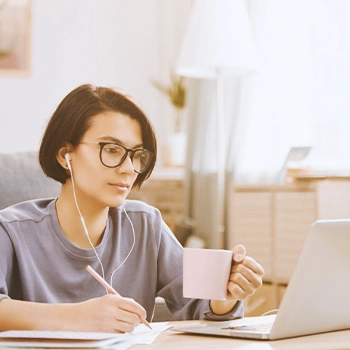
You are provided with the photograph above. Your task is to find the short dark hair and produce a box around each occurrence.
[39,84,157,189]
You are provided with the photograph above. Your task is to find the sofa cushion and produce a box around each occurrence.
[0,151,60,210]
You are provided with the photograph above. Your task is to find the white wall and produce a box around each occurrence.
[0,0,191,168]
[234,0,350,179]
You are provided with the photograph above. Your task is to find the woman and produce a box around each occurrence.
[0,84,264,332]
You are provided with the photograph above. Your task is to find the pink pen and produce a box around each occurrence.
[85,265,152,330]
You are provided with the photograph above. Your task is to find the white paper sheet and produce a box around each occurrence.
[0,322,170,349]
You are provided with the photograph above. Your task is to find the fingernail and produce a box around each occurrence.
[235,253,243,261]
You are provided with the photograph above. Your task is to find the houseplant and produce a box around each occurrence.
[152,73,187,132]
[152,73,187,167]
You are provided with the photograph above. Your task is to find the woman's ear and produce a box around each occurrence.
[57,145,72,170]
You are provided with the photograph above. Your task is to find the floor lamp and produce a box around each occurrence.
[176,0,259,248]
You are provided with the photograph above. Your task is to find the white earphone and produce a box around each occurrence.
[65,153,71,172]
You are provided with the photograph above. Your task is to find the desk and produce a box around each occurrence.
[135,320,350,349]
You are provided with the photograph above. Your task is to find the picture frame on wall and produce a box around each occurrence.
[0,0,31,76]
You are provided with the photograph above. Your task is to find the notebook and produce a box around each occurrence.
[173,219,350,340]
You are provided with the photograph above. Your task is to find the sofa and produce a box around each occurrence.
[0,151,60,210]
[0,151,175,321]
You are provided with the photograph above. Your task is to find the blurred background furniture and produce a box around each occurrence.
[0,151,60,210]
[176,0,259,249]
[128,169,185,233]
[228,179,350,316]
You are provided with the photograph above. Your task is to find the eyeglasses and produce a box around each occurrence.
[80,142,154,174]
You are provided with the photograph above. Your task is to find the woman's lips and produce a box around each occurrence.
[109,182,129,192]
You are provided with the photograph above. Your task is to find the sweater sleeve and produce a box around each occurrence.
[154,216,243,321]
[0,222,19,301]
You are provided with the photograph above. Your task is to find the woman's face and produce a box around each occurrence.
[68,111,142,209]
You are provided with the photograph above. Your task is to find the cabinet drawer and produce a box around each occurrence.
[228,192,273,281]
[274,192,317,283]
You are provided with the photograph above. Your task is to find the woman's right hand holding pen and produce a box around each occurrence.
[0,265,150,333]
[0,294,147,333]
[83,265,152,331]
[69,294,148,333]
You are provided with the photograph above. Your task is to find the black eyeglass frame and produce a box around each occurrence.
[80,141,155,174]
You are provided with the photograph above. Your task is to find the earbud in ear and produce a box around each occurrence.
[65,153,72,171]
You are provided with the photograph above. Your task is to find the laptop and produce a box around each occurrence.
[173,219,350,340]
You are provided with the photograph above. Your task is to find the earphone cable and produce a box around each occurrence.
[68,161,106,282]
[109,204,136,286]
[67,157,135,292]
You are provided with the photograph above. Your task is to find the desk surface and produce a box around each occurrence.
[135,320,350,350]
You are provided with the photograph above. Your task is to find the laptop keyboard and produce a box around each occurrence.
[222,322,273,333]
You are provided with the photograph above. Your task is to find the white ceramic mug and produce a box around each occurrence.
[183,248,233,300]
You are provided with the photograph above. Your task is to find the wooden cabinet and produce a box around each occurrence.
[128,173,184,232]
[229,191,274,281]
[243,283,277,317]
[273,191,317,284]
[228,179,350,316]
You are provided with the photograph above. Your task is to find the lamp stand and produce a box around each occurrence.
[215,68,226,249]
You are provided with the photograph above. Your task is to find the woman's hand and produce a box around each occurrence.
[0,294,147,333]
[210,244,264,315]
[70,294,148,333]
[227,244,264,301]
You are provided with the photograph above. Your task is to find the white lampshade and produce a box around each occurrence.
[176,0,259,79]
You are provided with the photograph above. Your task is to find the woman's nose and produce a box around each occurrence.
[117,153,135,174]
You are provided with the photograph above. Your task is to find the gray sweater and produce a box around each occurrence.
[0,198,243,321]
